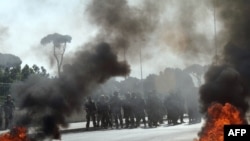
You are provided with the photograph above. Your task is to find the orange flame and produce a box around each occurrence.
[0,127,30,141]
[196,103,244,141]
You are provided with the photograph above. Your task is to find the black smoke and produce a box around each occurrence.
[199,0,250,120]
[200,65,248,115]
[213,0,250,47]
[11,42,130,139]
[87,0,164,57]
[10,0,164,139]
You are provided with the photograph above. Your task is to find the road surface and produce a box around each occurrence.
[62,122,202,141]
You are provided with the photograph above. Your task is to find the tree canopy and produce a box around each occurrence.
[0,64,49,100]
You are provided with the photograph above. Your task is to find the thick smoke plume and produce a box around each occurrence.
[87,0,215,64]
[199,0,250,124]
[214,0,250,47]
[0,53,22,68]
[10,0,164,139]
[159,0,213,64]
[213,0,250,75]
[11,42,130,139]
[87,0,164,57]
[200,65,248,115]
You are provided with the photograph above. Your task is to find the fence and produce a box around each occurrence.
[0,83,11,105]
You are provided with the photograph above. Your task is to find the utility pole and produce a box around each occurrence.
[140,46,144,95]
[124,47,127,79]
[124,47,126,62]
[140,47,143,81]
[213,1,218,65]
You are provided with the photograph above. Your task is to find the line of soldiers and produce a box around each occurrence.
[84,91,201,130]
[84,91,147,130]
[0,95,15,130]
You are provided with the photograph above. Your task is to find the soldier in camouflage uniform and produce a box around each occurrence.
[84,97,97,130]
[146,91,161,127]
[134,93,146,127]
[123,92,135,128]
[110,91,123,129]
[97,95,112,129]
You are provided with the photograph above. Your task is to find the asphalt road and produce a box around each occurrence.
[61,122,202,141]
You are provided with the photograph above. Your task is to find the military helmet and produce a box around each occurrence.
[125,92,131,97]
[6,95,11,99]
[113,91,119,96]
[100,95,105,100]
[87,96,92,101]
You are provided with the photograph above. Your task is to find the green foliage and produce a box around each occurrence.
[0,64,49,97]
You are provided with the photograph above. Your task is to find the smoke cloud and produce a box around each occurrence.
[200,65,248,115]
[200,0,250,120]
[8,0,223,139]
[11,42,130,139]
[86,0,164,57]
[214,0,250,47]
[11,0,166,139]
[159,0,214,64]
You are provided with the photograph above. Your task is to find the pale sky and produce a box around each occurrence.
[0,0,217,79]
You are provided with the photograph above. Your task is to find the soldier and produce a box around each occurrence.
[146,91,161,127]
[84,97,97,130]
[176,92,185,123]
[96,96,102,127]
[187,91,201,124]
[105,95,113,127]
[164,95,172,124]
[164,93,180,125]
[3,95,15,129]
[97,95,112,129]
[130,93,137,127]
[110,91,123,129]
[122,92,134,128]
[134,93,146,127]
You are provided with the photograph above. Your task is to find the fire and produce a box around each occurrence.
[0,127,29,141]
[197,103,244,141]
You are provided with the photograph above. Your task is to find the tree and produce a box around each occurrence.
[9,65,21,81]
[40,33,72,77]
[40,66,49,77]
[0,63,49,99]
[21,64,34,81]
[0,65,21,98]
[32,64,40,74]
[3,68,11,83]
